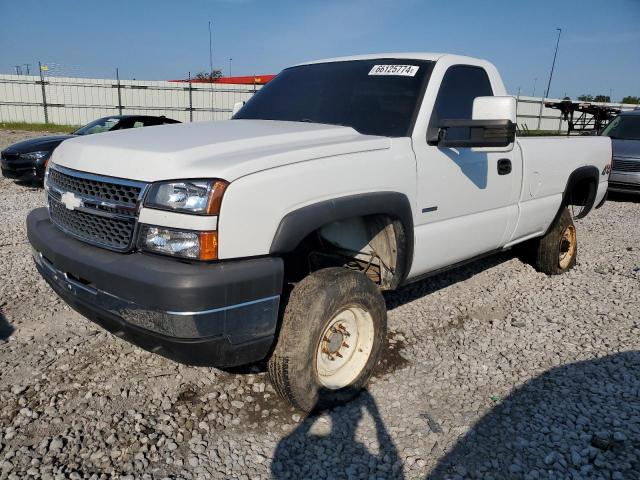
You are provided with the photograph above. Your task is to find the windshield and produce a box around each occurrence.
[234,59,434,137]
[601,115,640,140]
[73,117,122,135]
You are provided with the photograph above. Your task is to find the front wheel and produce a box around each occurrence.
[267,268,387,412]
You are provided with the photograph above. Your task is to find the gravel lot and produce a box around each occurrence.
[0,128,639,480]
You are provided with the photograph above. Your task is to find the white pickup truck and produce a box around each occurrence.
[27,53,611,411]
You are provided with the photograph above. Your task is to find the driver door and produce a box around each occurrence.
[410,65,521,276]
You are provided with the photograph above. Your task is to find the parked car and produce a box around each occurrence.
[27,53,611,411]
[601,109,640,194]
[1,115,180,183]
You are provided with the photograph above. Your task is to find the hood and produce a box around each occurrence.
[611,138,640,159]
[51,120,391,182]
[2,135,75,154]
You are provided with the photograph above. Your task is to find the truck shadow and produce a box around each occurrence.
[0,308,14,341]
[385,251,513,311]
[425,351,640,479]
[271,389,405,479]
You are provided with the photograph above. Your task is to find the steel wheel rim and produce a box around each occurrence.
[559,225,576,269]
[315,306,375,390]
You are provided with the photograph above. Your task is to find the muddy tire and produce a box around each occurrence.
[530,207,577,275]
[267,267,387,412]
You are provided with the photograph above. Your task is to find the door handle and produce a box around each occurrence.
[497,159,512,175]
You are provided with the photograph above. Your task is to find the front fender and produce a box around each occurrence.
[269,192,414,283]
[216,142,417,262]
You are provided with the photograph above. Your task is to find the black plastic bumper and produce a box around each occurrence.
[27,207,284,367]
[1,158,44,182]
[608,181,640,194]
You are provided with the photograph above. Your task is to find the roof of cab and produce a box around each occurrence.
[296,52,485,66]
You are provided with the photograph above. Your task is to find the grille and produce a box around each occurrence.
[49,197,135,250]
[48,168,141,205]
[46,165,147,252]
[612,158,640,173]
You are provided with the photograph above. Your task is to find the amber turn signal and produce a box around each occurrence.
[199,231,218,260]
[207,180,229,215]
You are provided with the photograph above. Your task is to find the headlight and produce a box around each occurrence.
[44,161,53,191]
[144,179,228,215]
[137,225,217,260]
[21,151,50,162]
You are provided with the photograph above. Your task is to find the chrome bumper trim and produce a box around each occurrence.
[166,295,280,316]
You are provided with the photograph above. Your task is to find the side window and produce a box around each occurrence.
[428,65,493,141]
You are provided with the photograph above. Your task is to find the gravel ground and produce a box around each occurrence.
[0,128,639,480]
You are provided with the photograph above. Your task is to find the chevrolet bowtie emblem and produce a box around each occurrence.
[61,191,83,210]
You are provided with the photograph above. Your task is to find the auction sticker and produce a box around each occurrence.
[368,65,419,76]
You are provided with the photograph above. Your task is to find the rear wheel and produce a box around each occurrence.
[529,207,578,275]
[267,268,386,412]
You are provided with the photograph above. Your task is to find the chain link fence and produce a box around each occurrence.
[0,74,261,126]
[0,73,636,131]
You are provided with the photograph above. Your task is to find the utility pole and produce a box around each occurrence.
[208,20,214,120]
[14,65,21,75]
[532,77,537,97]
[24,64,31,75]
[229,58,232,77]
[208,20,214,80]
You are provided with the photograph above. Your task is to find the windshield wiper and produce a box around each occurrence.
[299,118,353,129]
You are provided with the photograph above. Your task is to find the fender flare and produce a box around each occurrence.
[269,192,414,284]
[547,165,600,232]
[563,165,600,219]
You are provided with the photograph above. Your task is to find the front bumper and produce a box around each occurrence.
[1,157,45,182]
[27,207,284,367]
[608,171,640,194]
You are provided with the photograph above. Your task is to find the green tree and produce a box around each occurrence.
[563,96,571,101]
[621,96,640,104]
[193,69,223,81]
[577,94,594,101]
[593,95,611,103]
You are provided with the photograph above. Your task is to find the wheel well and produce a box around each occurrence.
[281,214,407,290]
[563,167,599,219]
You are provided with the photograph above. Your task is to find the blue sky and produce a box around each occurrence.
[1,0,638,100]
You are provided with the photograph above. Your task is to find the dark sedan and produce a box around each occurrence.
[1,115,180,183]
[601,109,640,194]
